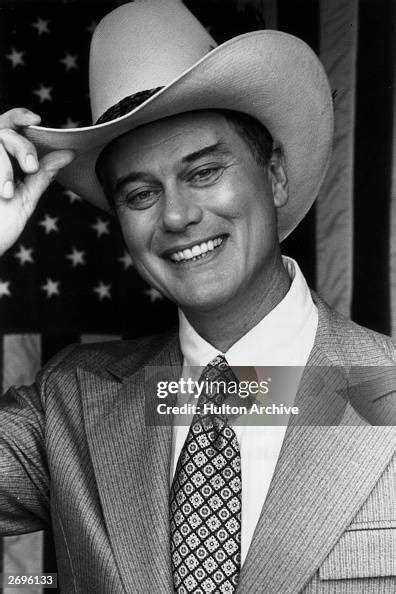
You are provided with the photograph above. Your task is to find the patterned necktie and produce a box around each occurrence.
[170,355,242,593]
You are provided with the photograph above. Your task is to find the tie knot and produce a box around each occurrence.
[208,353,228,369]
[201,354,238,383]
[197,355,238,408]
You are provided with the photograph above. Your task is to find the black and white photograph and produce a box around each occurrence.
[0,0,395,592]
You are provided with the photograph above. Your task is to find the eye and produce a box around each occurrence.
[190,165,224,185]
[116,188,160,210]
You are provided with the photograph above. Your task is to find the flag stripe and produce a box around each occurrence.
[277,0,320,288]
[1,334,44,593]
[351,0,394,333]
[390,9,396,338]
[0,331,3,399]
[316,0,358,317]
[3,533,44,594]
[0,336,2,578]
[2,334,42,391]
[41,333,80,366]
[260,0,278,29]
[80,334,122,343]
[42,531,56,591]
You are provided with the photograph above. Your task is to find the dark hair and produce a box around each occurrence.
[218,109,274,166]
[96,109,274,208]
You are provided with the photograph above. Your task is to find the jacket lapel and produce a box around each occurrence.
[237,298,395,593]
[79,331,182,593]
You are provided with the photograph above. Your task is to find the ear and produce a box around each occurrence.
[268,145,288,208]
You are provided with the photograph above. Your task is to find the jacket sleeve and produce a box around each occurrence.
[0,345,77,536]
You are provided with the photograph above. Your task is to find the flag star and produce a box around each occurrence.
[33,83,53,103]
[118,251,133,270]
[39,214,59,234]
[6,47,25,68]
[91,218,110,238]
[0,280,11,298]
[15,244,34,265]
[32,17,50,36]
[61,118,81,129]
[63,189,82,203]
[86,20,97,34]
[66,248,86,267]
[41,278,60,298]
[145,287,164,303]
[93,282,111,301]
[60,52,78,71]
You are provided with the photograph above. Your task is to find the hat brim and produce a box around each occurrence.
[24,30,333,241]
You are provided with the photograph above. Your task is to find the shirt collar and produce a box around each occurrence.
[178,256,318,367]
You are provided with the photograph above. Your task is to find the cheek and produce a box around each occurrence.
[219,189,273,235]
[208,178,251,220]
[118,213,152,260]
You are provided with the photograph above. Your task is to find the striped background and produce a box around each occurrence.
[0,0,395,591]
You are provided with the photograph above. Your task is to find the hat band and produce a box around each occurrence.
[95,87,164,125]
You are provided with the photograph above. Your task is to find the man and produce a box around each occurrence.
[0,1,395,593]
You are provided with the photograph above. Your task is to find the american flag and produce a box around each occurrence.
[0,0,395,591]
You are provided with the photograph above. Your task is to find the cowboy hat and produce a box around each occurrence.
[24,0,333,241]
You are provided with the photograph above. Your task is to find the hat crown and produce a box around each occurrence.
[89,0,217,123]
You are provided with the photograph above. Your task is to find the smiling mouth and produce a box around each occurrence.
[168,235,226,263]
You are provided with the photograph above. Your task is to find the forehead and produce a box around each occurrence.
[100,111,240,178]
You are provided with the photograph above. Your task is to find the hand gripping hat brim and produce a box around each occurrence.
[24,0,333,241]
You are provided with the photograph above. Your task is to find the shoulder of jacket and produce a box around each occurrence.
[314,292,395,365]
[38,332,174,381]
[337,316,395,364]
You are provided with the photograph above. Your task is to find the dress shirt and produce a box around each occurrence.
[171,256,318,565]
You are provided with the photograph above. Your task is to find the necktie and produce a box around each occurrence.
[170,355,242,593]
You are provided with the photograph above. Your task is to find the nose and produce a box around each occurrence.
[160,185,203,233]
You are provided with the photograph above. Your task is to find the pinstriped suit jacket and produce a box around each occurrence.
[0,294,395,593]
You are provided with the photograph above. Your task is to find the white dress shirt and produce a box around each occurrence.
[171,256,318,565]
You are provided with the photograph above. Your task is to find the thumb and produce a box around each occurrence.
[40,149,75,173]
[20,149,75,216]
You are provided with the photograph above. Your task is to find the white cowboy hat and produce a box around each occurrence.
[25,0,333,241]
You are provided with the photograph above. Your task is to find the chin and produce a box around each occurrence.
[177,287,233,313]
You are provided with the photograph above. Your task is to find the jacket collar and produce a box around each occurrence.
[105,327,182,381]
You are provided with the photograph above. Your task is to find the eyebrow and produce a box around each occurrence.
[113,141,232,195]
[180,141,232,164]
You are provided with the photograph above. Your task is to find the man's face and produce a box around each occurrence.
[101,111,284,313]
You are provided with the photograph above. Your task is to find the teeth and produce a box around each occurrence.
[169,236,224,262]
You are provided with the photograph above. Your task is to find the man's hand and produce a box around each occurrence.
[0,108,75,256]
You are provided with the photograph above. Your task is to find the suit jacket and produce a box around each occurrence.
[0,294,395,593]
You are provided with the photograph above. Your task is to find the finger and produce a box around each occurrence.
[18,150,75,216]
[40,150,75,173]
[0,108,41,129]
[0,128,39,175]
[0,143,15,199]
